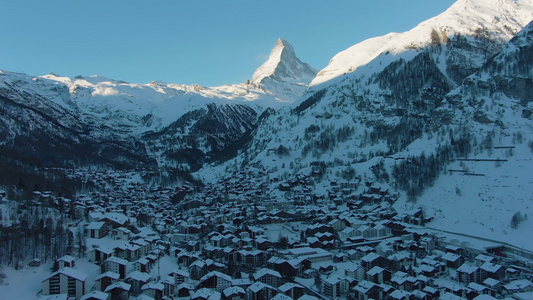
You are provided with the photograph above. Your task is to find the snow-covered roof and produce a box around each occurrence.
[222,286,245,297]
[126,271,151,282]
[248,281,274,293]
[105,256,128,265]
[367,266,385,276]
[480,262,503,273]
[43,267,87,282]
[80,291,108,300]
[457,263,479,274]
[278,282,302,292]
[104,281,131,292]
[200,271,232,283]
[504,279,533,291]
[86,221,106,230]
[271,294,293,300]
[141,282,164,291]
[192,288,221,300]
[96,271,120,280]
[441,252,461,262]
[253,268,281,280]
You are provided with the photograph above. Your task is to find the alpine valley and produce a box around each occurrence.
[1,0,533,299]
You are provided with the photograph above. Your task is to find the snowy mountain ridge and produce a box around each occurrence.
[310,0,533,87]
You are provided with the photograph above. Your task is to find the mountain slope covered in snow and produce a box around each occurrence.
[311,0,533,87]
[201,1,533,249]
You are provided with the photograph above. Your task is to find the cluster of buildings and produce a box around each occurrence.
[33,168,533,300]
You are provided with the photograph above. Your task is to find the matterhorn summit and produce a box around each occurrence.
[251,38,318,102]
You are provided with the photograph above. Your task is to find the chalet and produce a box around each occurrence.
[161,278,175,299]
[474,254,495,266]
[131,239,151,256]
[247,282,278,300]
[169,269,190,285]
[379,284,395,299]
[445,245,465,256]
[55,255,76,270]
[111,227,132,240]
[254,237,272,251]
[86,222,110,239]
[366,266,391,284]
[322,276,348,298]
[126,271,151,296]
[191,287,222,300]
[105,281,131,299]
[231,249,265,268]
[483,277,502,294]
[468,282,496,297]
[189,259,208,280]
[79,291,109,300]
[253,268,283,288]
[457,263,483,284]
[502,279,533,294]
[353,280,381,300]
[480,262,505,281]
[422,286,440,299]
[141,282,164,300]
[102,256,127,279]
[223,286,246,300]
[441,252,465,269]
[177,252,199,266]
[89,247,114,265]
[387,252,414,270]
[95,272,120,292]
[361,252,390,271]
[198,271,233,291]
[390,272,416,291]
[132,257,151,273]
[176,283,195,298]
[42,267,88,300]
[279,283,305,299]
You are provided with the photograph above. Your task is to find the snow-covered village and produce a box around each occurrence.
[0,165,532,300]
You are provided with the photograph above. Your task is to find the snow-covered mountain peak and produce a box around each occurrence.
[251,38,318,102]
[310,0,533,87]
[252,38,295,84]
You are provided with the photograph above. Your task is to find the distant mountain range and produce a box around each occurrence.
[1,0,532,247]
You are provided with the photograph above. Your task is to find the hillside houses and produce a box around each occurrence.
[30,168,533,300]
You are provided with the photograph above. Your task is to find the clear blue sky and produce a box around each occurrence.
[0,0,456,86]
